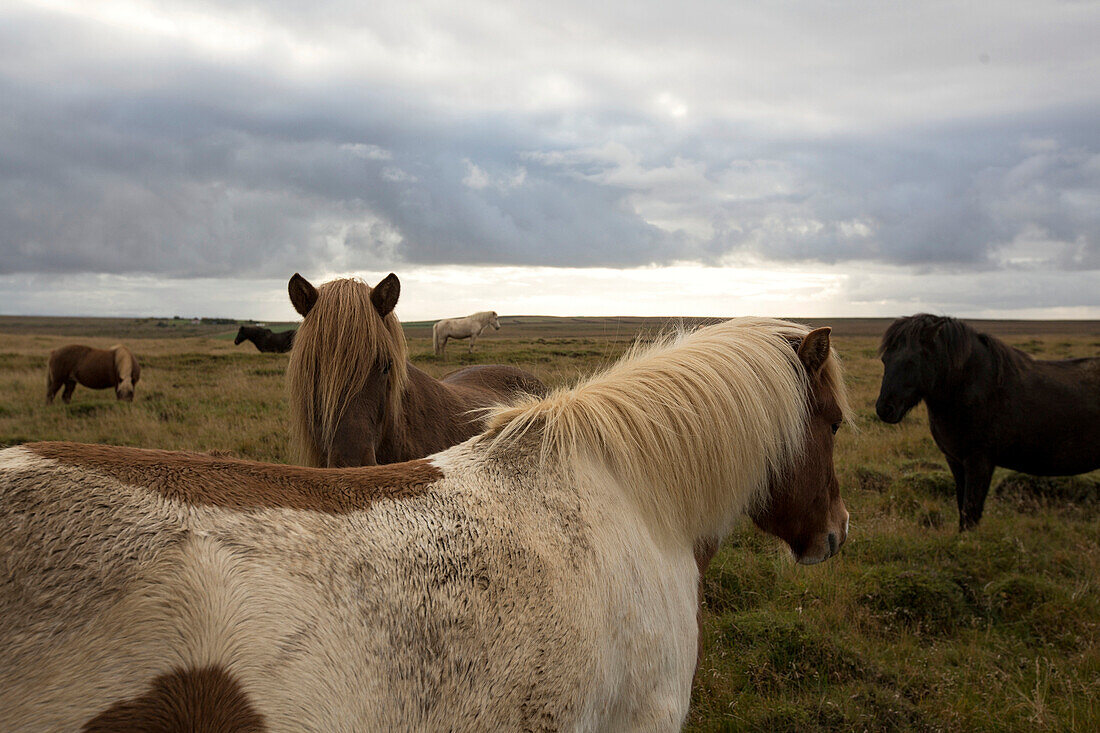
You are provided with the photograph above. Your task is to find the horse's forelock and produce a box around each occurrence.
[879,314,936,356]
[880,314,983,373]
[286,278,409,466]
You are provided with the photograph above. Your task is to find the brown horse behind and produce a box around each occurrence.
[46,345,141,404]
[286,273,546,467]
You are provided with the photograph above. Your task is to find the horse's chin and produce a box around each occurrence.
[792,541,840,566]
[791,520,847,565]
[875,400,915,424]
[794,551,830,566]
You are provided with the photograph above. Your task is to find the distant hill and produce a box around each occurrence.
[4,314,1096,342]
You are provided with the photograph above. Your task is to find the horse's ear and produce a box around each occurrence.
[370,273,400,318]
[798,327,832,377]
[289,273,318,317]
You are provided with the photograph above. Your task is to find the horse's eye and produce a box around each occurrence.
[381,361,391,375]
[831,422,841,435]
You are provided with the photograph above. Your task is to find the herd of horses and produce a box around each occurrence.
[5,273,1097,730]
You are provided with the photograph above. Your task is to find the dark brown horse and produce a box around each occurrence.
[875,314,1100,530]
[234,325,296,353]
[46,344,141,404]
[286,273,547,467]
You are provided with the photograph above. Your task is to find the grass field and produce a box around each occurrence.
[1,315,1098,731]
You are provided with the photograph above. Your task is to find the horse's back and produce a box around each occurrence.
[47,344,92,378]
[441,364,547,406]
[73,348,121,389]
[270,329,295,353]
[995,356,1100,472]
[0,444,193,729]
[435,316,474,339]
[0,442,688,730]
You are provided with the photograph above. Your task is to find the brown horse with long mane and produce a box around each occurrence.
[286,273,547,467]
[46,344,141,404]
[876,314,1100,530]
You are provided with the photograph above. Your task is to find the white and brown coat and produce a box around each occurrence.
[1,318,851,731]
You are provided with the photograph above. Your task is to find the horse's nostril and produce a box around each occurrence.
[827,532,839,557]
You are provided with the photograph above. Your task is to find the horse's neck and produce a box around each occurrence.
[926,342,998,409]
[377,364,478,463]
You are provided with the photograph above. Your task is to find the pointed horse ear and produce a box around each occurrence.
[289,273,319,317]
[798,327,832,377]
[370,273,401,318]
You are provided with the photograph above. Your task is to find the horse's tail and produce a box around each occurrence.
[433,322,442,355]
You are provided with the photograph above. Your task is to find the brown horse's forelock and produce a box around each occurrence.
[286,278,409,466]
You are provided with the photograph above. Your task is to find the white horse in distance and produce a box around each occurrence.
[433,311,500,356]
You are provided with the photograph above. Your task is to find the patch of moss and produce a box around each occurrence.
[896,469,955,498]
[996,472,1100,509]
[853,465,891,493]
[858,566,971,636]
[718,609,869,691]
[982,573,1089,648]
[842,687,934,732]
[701,559,778,614]
[67,402,116,418]
[983,573,1059,621]
[734,698,846,733]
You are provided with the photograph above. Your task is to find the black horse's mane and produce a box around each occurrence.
[879,314,1029,381]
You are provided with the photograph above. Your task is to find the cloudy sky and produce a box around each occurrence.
[1,0,1098,320]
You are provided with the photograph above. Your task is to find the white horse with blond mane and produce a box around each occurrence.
[1,318,850,731]
[433,310,500,355]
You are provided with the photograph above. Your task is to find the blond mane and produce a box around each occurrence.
[110,344,134,382]
[485,318,851,539]
[286,278,409,466]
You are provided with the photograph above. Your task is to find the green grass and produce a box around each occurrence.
[1,317,1099,731]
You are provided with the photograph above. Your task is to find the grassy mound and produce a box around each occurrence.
[858,566,972,636]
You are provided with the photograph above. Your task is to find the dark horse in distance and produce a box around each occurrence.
[46,344,141,404]
[234,325,296,353]
[876,314,1100,530]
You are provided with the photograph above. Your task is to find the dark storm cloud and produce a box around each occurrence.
[1,1,1098,280]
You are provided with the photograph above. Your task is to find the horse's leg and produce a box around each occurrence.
[958,456,994,531]
[46,373,62,404]
[945,454,965,502]
[61,379,77,404]
[468,333,477,353]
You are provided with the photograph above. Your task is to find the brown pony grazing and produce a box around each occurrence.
[286,273,546,467]
[876,314,1100,530]
[46,344,141,404]
[0,318,850,730]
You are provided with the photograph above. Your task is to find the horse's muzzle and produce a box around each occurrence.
[875,400,904,424]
